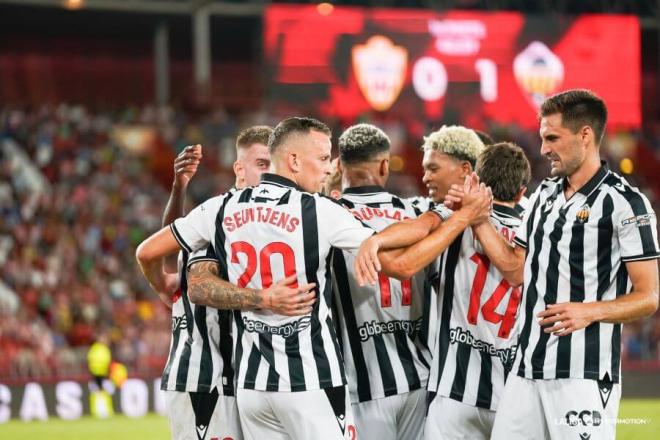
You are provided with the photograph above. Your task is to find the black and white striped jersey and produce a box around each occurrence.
[331,186,436,403]
[161,246,235,395]
[406,195,435,213]
[428,204,523,411]
[513,165,660,383]
[171,173,375,392]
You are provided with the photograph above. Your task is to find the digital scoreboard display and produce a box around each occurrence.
[264,6,640,129]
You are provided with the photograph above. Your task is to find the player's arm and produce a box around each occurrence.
[447,175,525,286]
[379,189,491,280]
[162,145,202,272]
[471,222,525,286]
[354,212,442,285]
[135,226,182,308]
[187,261,317,316]
[539,259,659,336]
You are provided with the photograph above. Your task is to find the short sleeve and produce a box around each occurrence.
[614,190,660,262]
[407,196,431,213]
[513,186,542,249]
[171,194,228,253]
[316,196,375,253]
[430,204,453,222]
[186,245,220,271]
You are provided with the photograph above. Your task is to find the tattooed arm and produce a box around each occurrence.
[187,261,317,316]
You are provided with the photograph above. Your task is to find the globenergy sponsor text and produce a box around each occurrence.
[449,326,517,365]
[358,318,422,342]
[241,315,311,337]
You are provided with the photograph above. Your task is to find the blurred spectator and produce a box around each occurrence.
[0,104,234,380]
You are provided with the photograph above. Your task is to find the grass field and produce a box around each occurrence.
[0,399,658,439]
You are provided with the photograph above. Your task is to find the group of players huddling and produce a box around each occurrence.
[136,89,659,440]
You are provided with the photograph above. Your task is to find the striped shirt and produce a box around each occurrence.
[161,246,235,395]
[407,195,435,213]
[428,204,523,410]
[513,165,660,383]
[171,173,375,392]
[332,186,435,403]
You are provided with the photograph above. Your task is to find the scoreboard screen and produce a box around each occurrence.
[264,6,640,129]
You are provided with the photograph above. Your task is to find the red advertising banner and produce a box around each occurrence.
[264,6,640,129]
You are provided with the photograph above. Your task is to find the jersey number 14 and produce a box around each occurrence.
[467,253,521,339]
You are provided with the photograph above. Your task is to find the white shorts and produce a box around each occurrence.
[236,385,356,440]
[424,394,495,440]
[165,389,243,440]
[352,388,426,440]
[491,374,621,440]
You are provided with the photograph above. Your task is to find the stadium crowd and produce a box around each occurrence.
[0,103,658,382]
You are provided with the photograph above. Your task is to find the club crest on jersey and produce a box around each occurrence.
[575,204,590,223]
[352,35,408,111]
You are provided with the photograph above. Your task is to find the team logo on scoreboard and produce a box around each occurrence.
[513,41,564,108]
[352,35,408,111]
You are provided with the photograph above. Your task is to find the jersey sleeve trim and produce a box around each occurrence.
[170,222,192,253]
[621,252,660,262]
[430,206,452,222]
[513,236,527,248]
[186,256,221,270]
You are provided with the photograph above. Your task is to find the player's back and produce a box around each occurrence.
[333,186,435,403]
[215,174,374,393]
[429,203,523,410]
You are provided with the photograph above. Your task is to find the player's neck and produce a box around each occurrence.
[565,153,601,199]
[342,168,386,190]
[270,165,299,188]
[494,199,516,208]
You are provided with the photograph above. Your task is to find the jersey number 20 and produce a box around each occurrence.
[231,241,298,288]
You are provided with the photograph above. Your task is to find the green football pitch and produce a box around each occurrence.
[0,399,658,439]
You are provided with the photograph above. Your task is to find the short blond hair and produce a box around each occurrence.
[236,125,273,152]
[421,125,484,167]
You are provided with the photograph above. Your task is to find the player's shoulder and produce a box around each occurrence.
[389,192,417,212]
[194,192,234,213]
[311,192,356,215]
[536,176,562,193]
[600,171,654,215]
[407,195,432,213]
[515,195,530,214]
[601,171,642,196]
[491,203,523,227]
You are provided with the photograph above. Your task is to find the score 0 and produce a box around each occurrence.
[412,57,497,103]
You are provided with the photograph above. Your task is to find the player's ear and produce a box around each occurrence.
[514,186,527,203]
[460,160,472,177]
[379,157,389,177]
[233,160,244,183]
[580,125,594,148]
[288,151,301,173]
